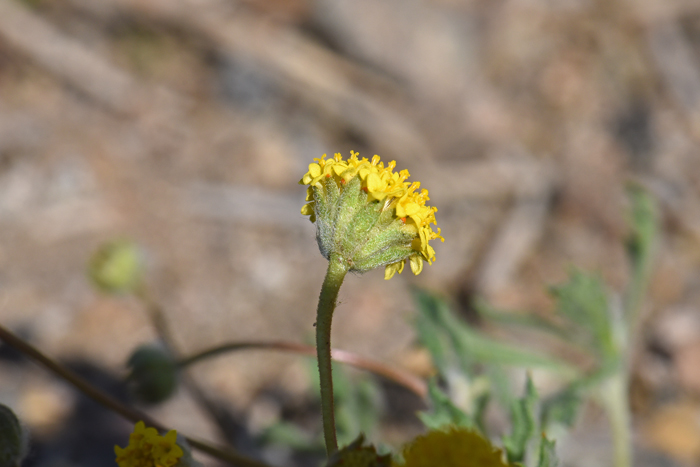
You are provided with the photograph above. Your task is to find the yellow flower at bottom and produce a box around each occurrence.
[115,421,184,467]
[396,427,512,467]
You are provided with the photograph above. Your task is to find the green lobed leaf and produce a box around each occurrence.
[417,379,474,431]
[536,435,560,467]
[540,386,581,430]
[549,270,616,361]
[413,290,572,376]
[625,185,657,278]
[624,185,658,320]
[473,299,572,344]
[413,290,452,374]
[502,375,538,464]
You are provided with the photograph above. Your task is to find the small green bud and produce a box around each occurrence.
[0,404,25,467]
[127,345,178,404]
[89,240,144,294]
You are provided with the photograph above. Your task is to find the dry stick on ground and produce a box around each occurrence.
[0,0,190,139]
[0,0,143,115]
[647,20,700,140]
[67,0,434,163]
[475,156,555,298]
[0,0,547,208]
[0,323,272,467]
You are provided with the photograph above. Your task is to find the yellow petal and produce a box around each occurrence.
[397,260,405,274]
[410,256,423,275]
[366,172,385,192]
[397,202,420,218]
[332,163,346,176]
[301,203,315,216]
[384,262,399,280]
[163,430,178,444]
[308,163,322,178]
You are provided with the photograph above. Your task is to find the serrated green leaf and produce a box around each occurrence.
[550,270,616,360]
[413,290,452,374]
[474,299,574,345]
[624,185,657,319]
[540,387,581,430]
[441,304,571,374]
[503,375,538,463]
[625,185,656,275]
[417,379,474,430]
[260,422,320,452]
[413,290,573,376]
[536,435,559,467]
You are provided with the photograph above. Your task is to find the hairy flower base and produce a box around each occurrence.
[300,152,443,279]
[115,421,183,467]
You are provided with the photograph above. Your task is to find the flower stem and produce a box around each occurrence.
[316,253,348,457]
[601,372,632,467]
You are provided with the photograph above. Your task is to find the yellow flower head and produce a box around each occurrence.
[115,421,184,467]
[396,427,512,467]
[300,151,443,279]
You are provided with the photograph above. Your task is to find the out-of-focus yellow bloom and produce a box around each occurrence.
[300,151,443,279]
[115,421,183,467]
[396,427,511,467]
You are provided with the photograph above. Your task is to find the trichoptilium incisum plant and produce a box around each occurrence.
[299,151,444,456]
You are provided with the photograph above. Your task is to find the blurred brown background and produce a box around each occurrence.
[1,0,700,465]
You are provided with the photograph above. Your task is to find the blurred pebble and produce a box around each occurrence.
[642,402,700,466]
[653,306,700,353]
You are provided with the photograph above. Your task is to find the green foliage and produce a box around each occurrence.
[267,361,383,453]
[536,436,559,467]
[549,270,616,361]
[408,190,659,467]
[502,376,538,464]
[412,290,565,466]
[625,185,657,280]
[334,369,383,446]
[417,379,474,431]
[624,185,658,320]
[540,387,581,431]
[413,289,572,377]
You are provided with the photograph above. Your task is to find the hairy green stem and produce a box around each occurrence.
[316,253,348,457]
[601,372,632,467]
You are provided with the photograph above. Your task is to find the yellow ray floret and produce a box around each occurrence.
[300,151,443,279]
[115,421,184,467]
